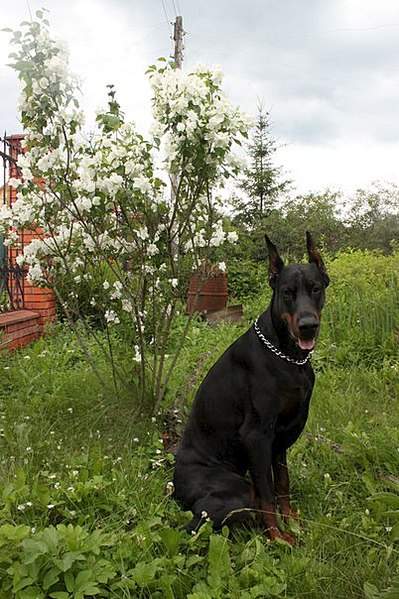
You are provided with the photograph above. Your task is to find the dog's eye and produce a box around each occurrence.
[312,285,322,294]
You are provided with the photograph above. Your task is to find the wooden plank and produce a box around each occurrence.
[5,323,40,341]
[5,317,40,333]
[204,304,243,325]
[0,310,40,326]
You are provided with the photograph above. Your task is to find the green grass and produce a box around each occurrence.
[1,250,399,597]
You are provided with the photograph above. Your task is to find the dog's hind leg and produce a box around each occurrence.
[185,471,256,534]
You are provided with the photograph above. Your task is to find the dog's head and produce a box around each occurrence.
[265,232,329,351]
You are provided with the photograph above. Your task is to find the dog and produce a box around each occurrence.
[173,232,329,544]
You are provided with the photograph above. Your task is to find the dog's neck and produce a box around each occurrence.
[257,296,308,359]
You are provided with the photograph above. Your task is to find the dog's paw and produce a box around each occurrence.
[265,526,295,546]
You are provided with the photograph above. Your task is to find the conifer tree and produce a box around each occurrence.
[235,104,291,226]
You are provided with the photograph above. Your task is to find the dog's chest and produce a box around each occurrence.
[275,368,313,423]
[278,386,307,421]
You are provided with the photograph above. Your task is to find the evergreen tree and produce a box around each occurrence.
[234,104,291,226]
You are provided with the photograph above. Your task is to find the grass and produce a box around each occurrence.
[0,250,399,597]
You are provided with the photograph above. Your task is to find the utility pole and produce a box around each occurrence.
[173,16,184,69]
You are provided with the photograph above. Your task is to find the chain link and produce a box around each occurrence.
[253,318,312,366]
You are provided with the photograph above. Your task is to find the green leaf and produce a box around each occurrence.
[159,527,182,557]
[132,561,158,586]
[13,576,35,592]
[43,567,60,590]
[0,524,30,543]
[21,539,49,564]
[49,593,70,599]
[64,571,75,593]
[75,569,93,592]
[390,520,399,541]
[42,526,59,552]
[369,493,399,510]
[364,582,381,599]
[81,584,100,596]
[18,588,45,599]
[208,534,231,583]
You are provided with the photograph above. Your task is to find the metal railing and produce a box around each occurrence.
[0,133,25,312]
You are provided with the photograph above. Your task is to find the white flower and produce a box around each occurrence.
[227,231,238,243]
[8,177,21,189]
[110,280,123,300]
[171,278,178,288]
[147,243,158,256]
[27,263,44,284]
[104,309,120,324]
[133,345,141,362]
[103,280,110,290]
[210,224,225,247]
[165,481,175,496]
[122,299,133,313]
[47,504,55,509]
[133,176,152,195]
[136,226,149,241]
[218,262,226,272]
[39,77,49,90]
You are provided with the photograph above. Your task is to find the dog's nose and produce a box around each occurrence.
[298,315,319,337]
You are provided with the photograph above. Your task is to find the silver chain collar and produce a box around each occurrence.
[253,318,313,366]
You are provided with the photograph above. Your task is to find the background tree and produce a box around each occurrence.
[230,190,347,264]
[234,103,291,227]
[346,182,399,253]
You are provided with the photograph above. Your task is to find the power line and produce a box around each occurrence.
[160,0,172,33]
[25,0,33,20]
[172,0,179,18]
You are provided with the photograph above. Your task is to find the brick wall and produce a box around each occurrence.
[7,135,56,330]
[0,134,57,350]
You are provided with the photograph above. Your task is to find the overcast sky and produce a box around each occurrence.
[1,0,399,195]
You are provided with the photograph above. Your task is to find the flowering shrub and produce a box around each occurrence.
[1,11,250,408]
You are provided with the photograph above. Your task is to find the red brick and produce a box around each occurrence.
[5,323,41,341]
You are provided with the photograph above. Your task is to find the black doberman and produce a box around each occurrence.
[173,233,329,544]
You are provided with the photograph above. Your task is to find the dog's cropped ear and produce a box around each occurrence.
[265,234,284,288]
[306,231,329,287]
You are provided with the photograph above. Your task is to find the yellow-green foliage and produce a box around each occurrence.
[319,250,399,367]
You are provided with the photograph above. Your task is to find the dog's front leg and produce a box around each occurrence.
[272,449,299,523]
[243,430,294,544]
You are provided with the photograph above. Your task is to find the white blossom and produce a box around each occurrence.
[218,262,226,272]
[104,309,120,324]
[227,231,238,243]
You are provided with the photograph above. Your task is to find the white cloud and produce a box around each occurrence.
[280,140,399,196]
[2,0,399,196]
